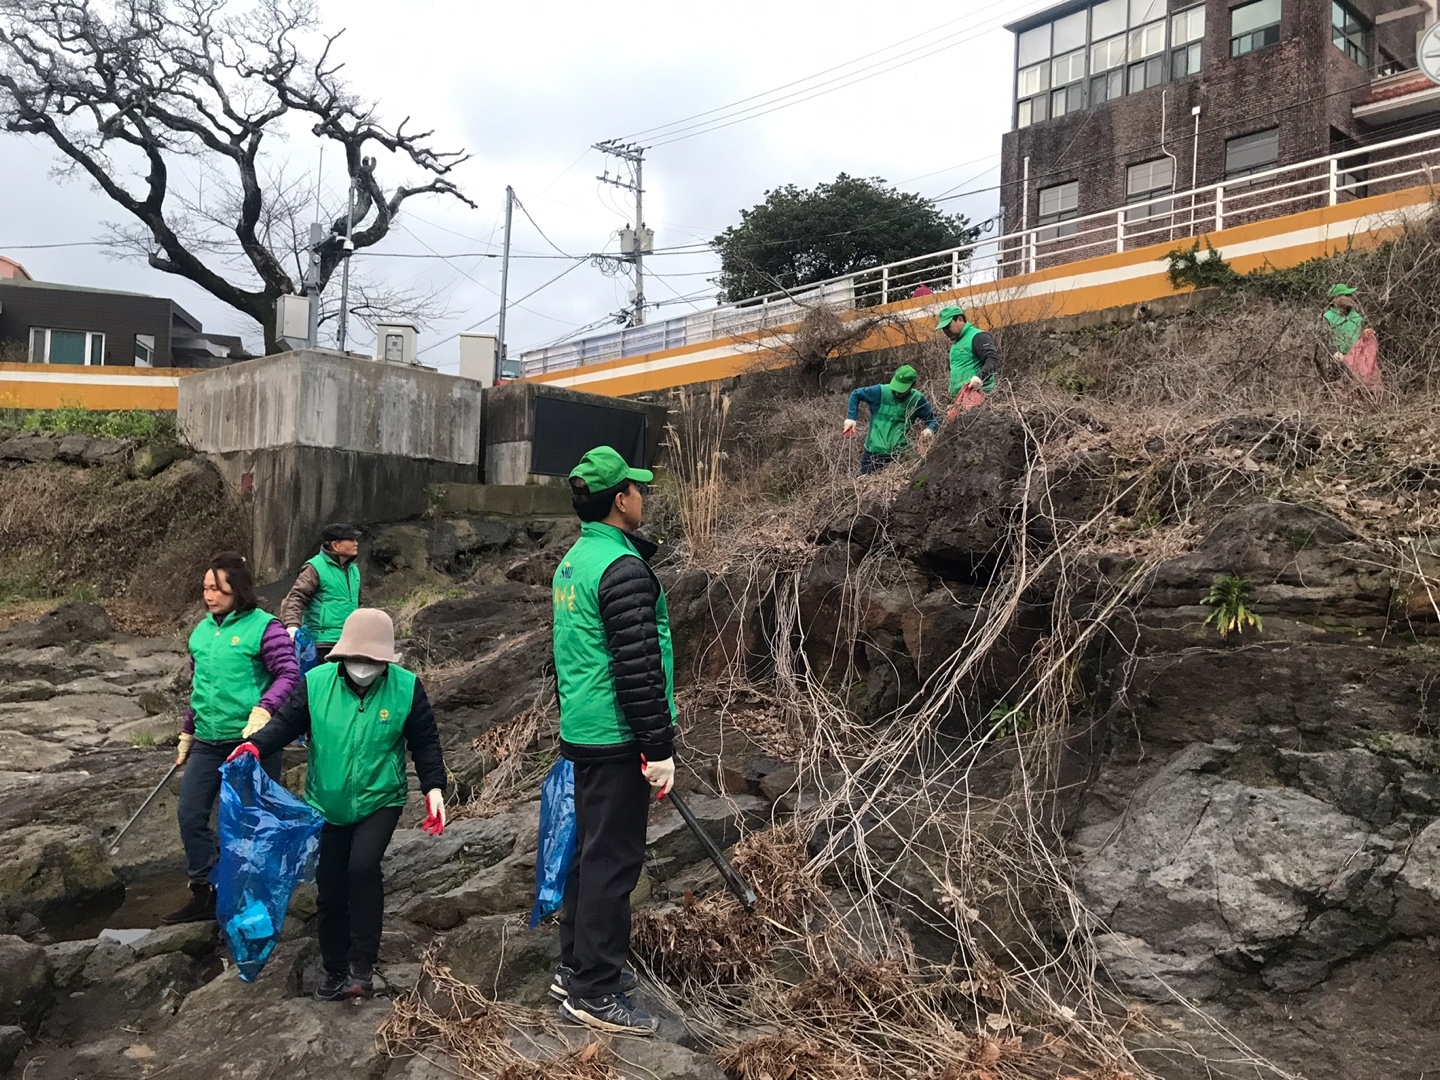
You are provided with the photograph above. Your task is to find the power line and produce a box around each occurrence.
[417,258,590,356]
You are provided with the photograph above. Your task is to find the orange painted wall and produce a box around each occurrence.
[0,363,192,411]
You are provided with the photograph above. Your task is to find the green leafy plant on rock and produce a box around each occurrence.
[986,701,1033,738]
[1201,573,1263,638]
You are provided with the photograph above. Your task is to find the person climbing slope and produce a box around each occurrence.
[163,552,298,925]
[937,305,1001,417]
[229,608,447,1001]
[843,364,939,474]
[1322,283,1383,392]
[280,523,362,663]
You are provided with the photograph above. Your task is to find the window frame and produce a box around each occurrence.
[1231,0,1281,58]
[1331,1,1369,69]
[1037,180,1081,242]
[135,334,156,367]
[27,327,106,366]
[1124,158,1176,228]
[1224,128,1281,182]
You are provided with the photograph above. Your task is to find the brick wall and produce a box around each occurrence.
[997,0,1429,262]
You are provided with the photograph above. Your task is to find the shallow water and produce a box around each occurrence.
[48,871,194,942]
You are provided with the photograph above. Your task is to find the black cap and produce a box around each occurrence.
[321,523,361,544]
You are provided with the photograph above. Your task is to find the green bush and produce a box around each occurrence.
[11,407,177,442]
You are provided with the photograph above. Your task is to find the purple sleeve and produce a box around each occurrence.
[256,619,301,714]
[183,655,196,735]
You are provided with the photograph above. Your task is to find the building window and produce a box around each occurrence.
[1038,181,1080,241]
[1231,0,1281,57]
[1125,158,1175,227]
[1331,2,1369,69]
[1171,5,1204,78]
[28,327,105,365]
[1225,128,1280,181]
[1051,46,1086,118]
[135,334,155,367]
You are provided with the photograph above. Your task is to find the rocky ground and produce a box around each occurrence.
[3,403,1440,1079]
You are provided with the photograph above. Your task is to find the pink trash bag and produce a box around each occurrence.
[1341,328,1383,391]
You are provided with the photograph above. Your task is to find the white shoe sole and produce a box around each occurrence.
[560,999,657,1037]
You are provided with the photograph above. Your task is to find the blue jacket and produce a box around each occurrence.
[846,385,940,431]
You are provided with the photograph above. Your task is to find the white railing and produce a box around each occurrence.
[521,123,1440,376]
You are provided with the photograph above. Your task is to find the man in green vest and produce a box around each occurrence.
[281,523,362,662]
[843,364,939,474]
[550,445,677,1037]
[937,305,1001,416]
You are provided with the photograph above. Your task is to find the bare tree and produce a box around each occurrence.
[0,0,473,353]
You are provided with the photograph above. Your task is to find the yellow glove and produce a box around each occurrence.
[242,706,271,739]
[175,733,194,766]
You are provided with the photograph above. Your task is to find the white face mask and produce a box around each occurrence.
[344,660,386,687]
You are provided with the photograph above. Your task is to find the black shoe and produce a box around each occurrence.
[548,964,639,1001]
[561,993,658,1036]
[314,969,352,1002]
[345,962,374,999]
[160,882,216,925]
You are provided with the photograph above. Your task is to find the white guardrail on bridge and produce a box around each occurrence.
[520,124,1440,376]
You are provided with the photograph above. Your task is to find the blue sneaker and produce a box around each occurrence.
[561,992,658,1036]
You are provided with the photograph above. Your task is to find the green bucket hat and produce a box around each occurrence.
[569,446,653,492]
[887,365,918,394]
[1328,283,1357,299]
[936,305,966,330]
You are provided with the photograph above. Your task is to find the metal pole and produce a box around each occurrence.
[1190,107,1202,236]
[337,172,356,353]
[305,222,322,349]
[633,154,645,327]
[666,790,757,909]
[498,185,513,384]
[109,762,180,854]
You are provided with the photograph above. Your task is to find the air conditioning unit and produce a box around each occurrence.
[375,322,418,365]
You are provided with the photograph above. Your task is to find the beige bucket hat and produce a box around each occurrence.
[328,608,401,663]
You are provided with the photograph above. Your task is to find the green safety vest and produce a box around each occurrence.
[188,608,278,741]
[301,553,361,645]
[552,522,677,749]
[303,663,416,826]
[947,322,996,397]
[1324,308,1364,356]
[865,388,926,455]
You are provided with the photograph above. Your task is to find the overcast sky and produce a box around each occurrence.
[0,0,1057,373]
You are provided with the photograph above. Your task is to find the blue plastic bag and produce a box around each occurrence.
[214,753,324,982]
[293,626,319,674]
[529,757,576,928]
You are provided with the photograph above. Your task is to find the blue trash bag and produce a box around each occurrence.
[529,757,576,928]
[293,626,319,674]
[214,753,324,982]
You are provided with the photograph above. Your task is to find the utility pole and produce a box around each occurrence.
[498,185,514,383]
[594,140,649,326]
[337,171,356,354]
[304,222,322,349]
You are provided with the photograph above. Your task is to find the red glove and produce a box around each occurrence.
[422,789,445,836]
[226,742,260,764]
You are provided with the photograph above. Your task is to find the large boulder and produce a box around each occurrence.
[436,914,562,1007]
[42,952,198,1043]
[0,826,121,917]
[0,602,113,650]
[0,935,51,1027]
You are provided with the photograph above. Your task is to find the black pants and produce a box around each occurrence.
[859,451,896,475]
[315,806,403,973]
[559,755,651,1001]
[177,738,284,883]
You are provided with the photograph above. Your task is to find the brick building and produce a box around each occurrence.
[999,0,1440,265]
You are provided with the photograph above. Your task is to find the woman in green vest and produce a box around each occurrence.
[280,523,362,662]
[231,608,447,1002]
[843,364,940,474]
[937,305,1001,415]
[162,552,299,925]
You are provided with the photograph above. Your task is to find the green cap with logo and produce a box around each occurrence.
[569,445,654,492]
[936,305,966,330]
[1328,283,1357,298]
[887,365,918,394]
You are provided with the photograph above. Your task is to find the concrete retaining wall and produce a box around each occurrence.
[178,349,483,463]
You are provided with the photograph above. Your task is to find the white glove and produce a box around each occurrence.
[642,757,675,798]
[842,419,857,436]
[242,706,270,739]
[966,375,983,391]
[919,428,934,439]
[175,732,194,766]
[287,626,298,640]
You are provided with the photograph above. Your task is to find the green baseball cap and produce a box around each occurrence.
[569,445,653,492]
[887,365,918,394]
[1328,283,1357,298]
[936,305,966,330]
